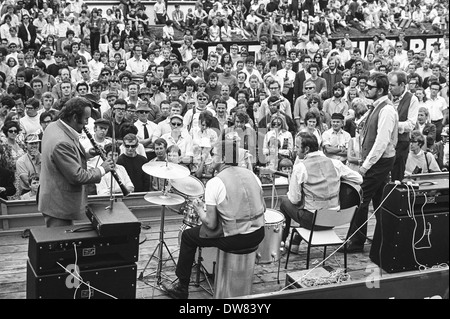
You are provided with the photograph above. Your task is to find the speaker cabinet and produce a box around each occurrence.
[370,208,449,273]
[26,260,137,299]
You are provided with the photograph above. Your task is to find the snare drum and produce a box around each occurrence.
[256,209,285,264]
[171,175,205,227]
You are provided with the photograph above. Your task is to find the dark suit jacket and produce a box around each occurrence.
[18,23,37,45]
[293,70,307,101]
[38,120,103,220]
[0,167,16,200]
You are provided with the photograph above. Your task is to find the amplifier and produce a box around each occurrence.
[86,202,141,237]
[28,225,139,275]
[382,179,449,216]
[27,260,137,299]
[370,208,449,273]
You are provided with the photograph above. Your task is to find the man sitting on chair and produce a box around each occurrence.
[162,137,266,299]
[280,132,363,253]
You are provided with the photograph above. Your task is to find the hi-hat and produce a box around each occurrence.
[144,192,185,206]
[142,161,190,179]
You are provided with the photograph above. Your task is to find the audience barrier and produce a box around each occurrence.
[0,183,288,235]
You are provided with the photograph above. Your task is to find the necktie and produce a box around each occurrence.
[253,88,257,98]
[143,123,149,139]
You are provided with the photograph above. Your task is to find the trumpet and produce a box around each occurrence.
[83,127,130,196]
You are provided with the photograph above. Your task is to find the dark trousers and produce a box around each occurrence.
[347,156,395,246]
[176,226,264,286]
[90,31,100,54]
[391,140,410,182]
[432,119,443,142]
[280,197,332,243]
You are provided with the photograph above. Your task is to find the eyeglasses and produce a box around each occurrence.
[410,140,419,144]
[304,87,315,90]
[310,100,319,104]
[124,144,138,148]
[110,80,119,83]
[170,122,182,127]
[102,73,110,76]
[137,110,149,114]
[366,84,377,90]
[272,122,282,126]
[8,129,18,133]
[269,87,279,90]
[114,108,126,112]
[81,70,89,74]
[198,98,208,101]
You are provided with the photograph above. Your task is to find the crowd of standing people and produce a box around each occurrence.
[0,0,448,204]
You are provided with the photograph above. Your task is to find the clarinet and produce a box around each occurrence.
[83,127,130,197]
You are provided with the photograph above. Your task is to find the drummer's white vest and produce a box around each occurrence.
[302,156,340,212]
[200,167,265,238]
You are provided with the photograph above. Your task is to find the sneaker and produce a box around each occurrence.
[161,280,189,299]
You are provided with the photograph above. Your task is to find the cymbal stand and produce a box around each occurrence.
[192,247,214,296]
[138,180,177,290]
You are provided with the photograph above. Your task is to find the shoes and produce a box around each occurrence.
[161,281,189,299]
[338,241,364,253]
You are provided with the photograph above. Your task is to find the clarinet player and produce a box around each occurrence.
[38,97,115,227]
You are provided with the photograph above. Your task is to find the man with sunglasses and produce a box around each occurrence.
[161,114,194,166]
[117,133,150,192]
[345,72,398,253]
[293,79,316,131]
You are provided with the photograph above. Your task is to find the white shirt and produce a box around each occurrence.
[134,119,158,142]
[126,56,149,76]
[88,59,104,80]
[392,90,419,134]
[425,96,447,121]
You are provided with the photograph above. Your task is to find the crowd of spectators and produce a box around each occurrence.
[0,0,448,201]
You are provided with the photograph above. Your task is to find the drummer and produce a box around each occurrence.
[280,132,362,254]
[162,138,265,299]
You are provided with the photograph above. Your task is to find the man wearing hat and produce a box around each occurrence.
[138,87,161,122]
[134,100,158,158]
[16,133,42,195]
[322,112,351,163]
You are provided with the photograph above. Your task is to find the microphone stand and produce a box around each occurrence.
[107,109,116,210]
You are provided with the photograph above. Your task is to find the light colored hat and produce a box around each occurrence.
[25,133,41,143]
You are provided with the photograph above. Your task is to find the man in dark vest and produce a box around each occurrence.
[162,138,265,299]
[279,131,362,254]
[388,71,419,182]
[344,72,398,253]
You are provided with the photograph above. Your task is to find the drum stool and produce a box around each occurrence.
[213,245,258,299]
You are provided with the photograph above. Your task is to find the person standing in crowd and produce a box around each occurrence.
[38,97,114,227]
[162,137,265,299]
[345,73,398,253]
[388,71,419,182]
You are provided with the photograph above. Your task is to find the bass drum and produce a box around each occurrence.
[339,181,363,209]
[178,224,218,275]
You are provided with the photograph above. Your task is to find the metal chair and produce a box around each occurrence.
[284,205,358,271]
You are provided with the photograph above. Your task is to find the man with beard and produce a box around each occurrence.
[323,82,348,127]
[344,72,398,253]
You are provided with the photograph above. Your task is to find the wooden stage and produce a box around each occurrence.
[0,175,448,300]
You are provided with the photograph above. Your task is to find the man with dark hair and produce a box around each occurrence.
[7,72,34,101]
[116,133,150,192]
[279,131,362,253]
[293,54,312,100]
[388,71,419,182]
[162,138,266,299]
[47,51,67,78]
[18,14,37,51]
[38,97,114,227]
[321,57,342,100]
[345,72,398,253]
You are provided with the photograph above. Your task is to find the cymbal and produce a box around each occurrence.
[144,192,185,206]
[170,176,204,197]
[142,161,190,179]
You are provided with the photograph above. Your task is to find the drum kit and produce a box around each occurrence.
[138,160,213,293]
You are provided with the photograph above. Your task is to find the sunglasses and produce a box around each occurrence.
[198,98,208,101]
[124,144,138,148]
[8,129,18,133]
[366,84,377,90]
[304,87,315,90]
[137,110,149,114]
[102,73,110,76]
[114,108,126,112]
[110,80,119,83]
[171,122,182,127]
